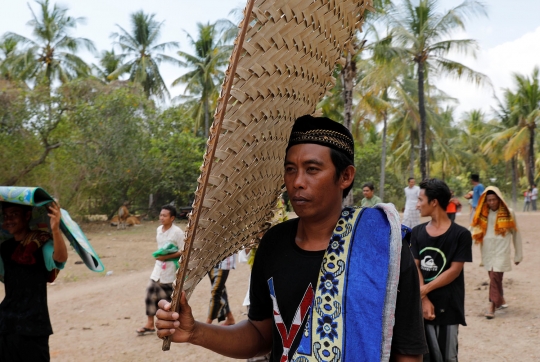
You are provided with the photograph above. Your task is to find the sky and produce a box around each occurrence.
[1,0,540,120]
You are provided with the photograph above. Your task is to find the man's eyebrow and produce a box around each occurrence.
[303,159,324,166]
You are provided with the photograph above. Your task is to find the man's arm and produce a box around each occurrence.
[392,354,422,362]
[156,293,273,358]
[155,251,183,261]
[48,203,68,263]
[418,261,464,299]
[414,259,437,321]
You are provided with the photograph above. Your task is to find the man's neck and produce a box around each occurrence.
[13,229,30,242]
[426,209,452,236]
[162,223,173,232]
[296,209,342,251]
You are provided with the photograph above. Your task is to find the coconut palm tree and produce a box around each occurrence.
[3,0,95,88]
[0,37,31,81]
[110,11,179,100]
[496,68,540,187]
[92,49,126,83]
[173,21,234,137]
[483,97,521,208]
[387,0,488,179]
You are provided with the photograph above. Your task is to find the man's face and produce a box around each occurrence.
[362,187,374,199]
[159,209,175,227]
[1,205,31,235]
[416,189,433,217]
[284,144,350,220]
[408,179,415,188]
[486,194,500,211]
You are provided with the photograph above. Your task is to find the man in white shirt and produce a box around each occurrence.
[471,187,522,319]
[403,177,421,228]
[137,205,185,335]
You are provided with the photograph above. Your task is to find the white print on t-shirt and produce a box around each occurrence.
[419,247,447,282]
[421,256,438,272]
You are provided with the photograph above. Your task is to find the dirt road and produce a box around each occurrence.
[1,213,539,361]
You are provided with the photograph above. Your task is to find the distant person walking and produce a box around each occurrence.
[360,182,382,207]
[403,177,421,228]
[446,190,461,222]
[471,186,522,319]
[207,254,236,325]
[531,184,538,211]
[523,188,531,212]
[470,174,485,220]
[137,205,184,336]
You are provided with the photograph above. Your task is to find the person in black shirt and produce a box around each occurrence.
[411,179,472,362]
[156,115,427,361]
[0,201,67,362]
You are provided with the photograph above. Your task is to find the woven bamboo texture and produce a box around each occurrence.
[173,0,372,303]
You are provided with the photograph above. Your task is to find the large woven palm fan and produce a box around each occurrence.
[163,0,372,350]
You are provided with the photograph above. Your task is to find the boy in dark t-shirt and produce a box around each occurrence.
[411,179,472,362]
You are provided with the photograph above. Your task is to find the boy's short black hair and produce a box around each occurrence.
[362,182,374,191]
[419,178,451,210]
[470,174,480,182]
[408,177,415,182]
[161,204,177,218]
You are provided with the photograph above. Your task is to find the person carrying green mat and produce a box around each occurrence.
[0,186,104,361]
[137,204,185,336]
[0,200,66,361]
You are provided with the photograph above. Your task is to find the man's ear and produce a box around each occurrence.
[340,165,356,189]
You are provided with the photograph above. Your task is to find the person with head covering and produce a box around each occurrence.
[471,186,522,319]
[155,115,427,361]
[410,179,473,362]
[0,201,67,361]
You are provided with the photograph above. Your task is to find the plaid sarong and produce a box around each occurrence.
[402,208,421,229]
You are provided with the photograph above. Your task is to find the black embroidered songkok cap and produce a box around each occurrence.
[286,115,354,160]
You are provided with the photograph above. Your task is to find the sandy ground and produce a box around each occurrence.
[1,213,540,361]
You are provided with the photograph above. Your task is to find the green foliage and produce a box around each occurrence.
[173,21,234,137]
[149,106,205,208]
[110,11,179,100]
[353,140,404,209]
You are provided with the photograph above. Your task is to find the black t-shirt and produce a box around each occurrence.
[0,238,53,336]
[249,218,427,361]
[410,222,472,326]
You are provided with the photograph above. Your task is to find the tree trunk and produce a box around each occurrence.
[511,157,518,209]
[528,125,536,186]
[341,51,356,207]
[379,112,387,201]
[417,60,427,180]
[341,51,355,131]
[204,97,209,138]
[409,128,415,178]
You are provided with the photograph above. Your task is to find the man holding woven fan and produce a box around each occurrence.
[156,115,427,361]
[471,186,522,319]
